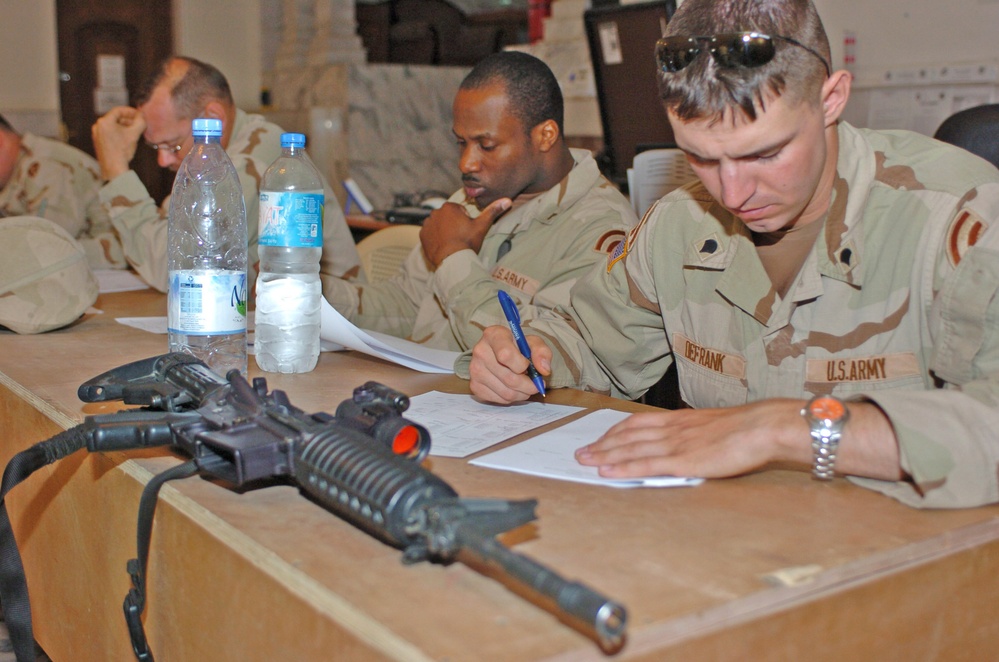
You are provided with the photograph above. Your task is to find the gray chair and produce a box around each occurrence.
[933,104,999,170]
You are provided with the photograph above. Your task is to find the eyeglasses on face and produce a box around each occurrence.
[144,140,186,155]
[656,32,831,77]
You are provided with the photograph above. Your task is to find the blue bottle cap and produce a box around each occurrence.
[281,132,306,148]
[192,118,223,137]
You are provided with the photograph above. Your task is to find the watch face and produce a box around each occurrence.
[808,395,846,422]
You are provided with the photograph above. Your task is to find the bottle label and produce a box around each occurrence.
[259,192,324,248]
[168,270,247,334]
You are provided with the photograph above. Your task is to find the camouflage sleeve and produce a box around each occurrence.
[454,208,672,396]
[322,243,428,338]
[99,170,169,291]
[12,156,88,239]
[78,231,127,271]
[535,219,673,398]
[852,196,999,508]
[435,208,634,353]
[78,168,127,270]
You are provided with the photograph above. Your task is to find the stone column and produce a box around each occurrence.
[275,0,314,71]
[308,0,367,66]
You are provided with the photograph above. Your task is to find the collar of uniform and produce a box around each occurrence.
[813,122,872,287]
[496,147,602,233]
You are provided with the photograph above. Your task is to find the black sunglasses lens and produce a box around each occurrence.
[656,37,701,73]
[711,34,775,68]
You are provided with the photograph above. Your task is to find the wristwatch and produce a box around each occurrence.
[801,395,850,480]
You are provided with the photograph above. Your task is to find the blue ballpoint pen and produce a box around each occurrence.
[497,290,546,397]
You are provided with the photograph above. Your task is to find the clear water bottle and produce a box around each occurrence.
[167,118,248,377]
[254,132,324,373]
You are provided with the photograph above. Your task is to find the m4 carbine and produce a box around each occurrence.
[0,353,626,662]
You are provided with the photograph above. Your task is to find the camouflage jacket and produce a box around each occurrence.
[0,133,122,270]
[98,109,361,292]
[323,149,638,352]
[459,123,999,509]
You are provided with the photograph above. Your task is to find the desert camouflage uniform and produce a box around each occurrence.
[98,109,361,292]
[323,149,638,351]
[0,133,123,270]
[459,123,999,509]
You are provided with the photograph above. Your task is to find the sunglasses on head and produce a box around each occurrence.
[656,32,831,77]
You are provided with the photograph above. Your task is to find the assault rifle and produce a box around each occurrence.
[0,353,626,662]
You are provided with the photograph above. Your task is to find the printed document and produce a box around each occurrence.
[405,391,583,458]
[471,409,704,488]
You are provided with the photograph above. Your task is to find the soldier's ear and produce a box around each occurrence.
[820,69,851,127]
[201,100,227,123]
[531,119,560,153]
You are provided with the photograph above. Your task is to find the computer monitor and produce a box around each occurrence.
[584,1,678,186]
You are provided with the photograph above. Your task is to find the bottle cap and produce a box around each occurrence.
[281,132,306,148]
[192,118,223,137]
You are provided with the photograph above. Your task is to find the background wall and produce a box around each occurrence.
[174,0,263,110]
[0,0,262,135]
[813,0,999,78]
[2,0,998,135]
[0,1,59,115]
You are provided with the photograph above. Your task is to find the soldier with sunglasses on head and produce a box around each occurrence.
[465,0,999,509]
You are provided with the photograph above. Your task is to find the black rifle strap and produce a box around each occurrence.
[124,459,199,662]
[0,425,90,662]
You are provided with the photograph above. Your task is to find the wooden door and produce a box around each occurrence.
[56,0,174,204]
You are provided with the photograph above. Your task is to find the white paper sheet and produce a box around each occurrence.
[112,300,458,373]
[116,316,167,334]
[404,391,583,458]
[94,269,150,293]
[319,299,459,374]
[471,409,704,489]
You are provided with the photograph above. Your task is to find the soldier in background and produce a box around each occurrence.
[0,113,124,270]
[91,56,360,292]
[321,51,638,351]
[466,0,999,509]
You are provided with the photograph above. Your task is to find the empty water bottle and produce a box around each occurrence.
[254,132,323,373]
[167,118,248,376]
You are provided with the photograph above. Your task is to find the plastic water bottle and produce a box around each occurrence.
[254,132,324,373]
[167,118,248,377]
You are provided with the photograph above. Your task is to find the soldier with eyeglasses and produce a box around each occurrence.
[91,56,360,293]
[465,0,999,509]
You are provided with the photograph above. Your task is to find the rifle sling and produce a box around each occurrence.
[124,459,200,662]
[0,425,90,662]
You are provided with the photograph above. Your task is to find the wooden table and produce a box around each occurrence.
[346,213,394,233]
[2,290,998,661]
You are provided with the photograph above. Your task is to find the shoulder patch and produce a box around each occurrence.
[594,229,626,254]
[607,214,649,272]
[945,208,988,267]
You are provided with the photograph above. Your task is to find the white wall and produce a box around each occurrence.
[0,1,60,112]
[173,0,263,110]
[3,0,998,129]
[0,0,262,122]
[814,1,999,77]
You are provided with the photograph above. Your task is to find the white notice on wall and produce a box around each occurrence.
[97,54,126,88]
[598,21,623,66]
[95,54,128,115]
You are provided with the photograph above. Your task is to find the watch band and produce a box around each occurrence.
[802,395,849,481]
[810,429,839,480]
